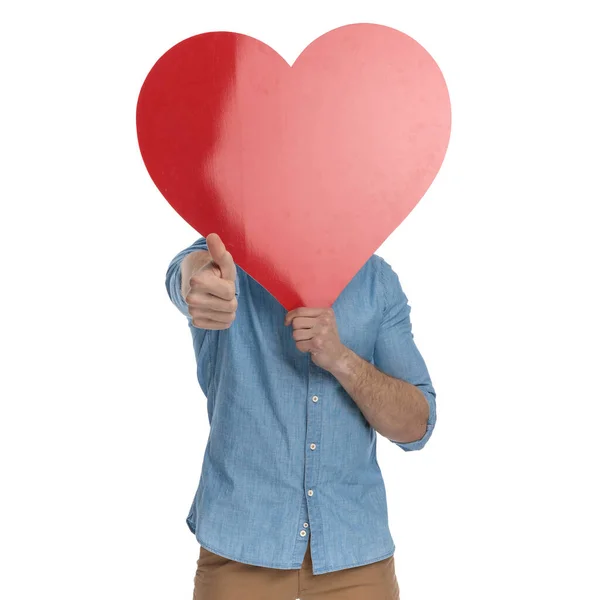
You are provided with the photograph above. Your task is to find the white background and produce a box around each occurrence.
[1,1,599,598]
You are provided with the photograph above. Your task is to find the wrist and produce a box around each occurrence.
[329,346,357,379]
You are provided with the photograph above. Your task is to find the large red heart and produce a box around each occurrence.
[137,23,451,310]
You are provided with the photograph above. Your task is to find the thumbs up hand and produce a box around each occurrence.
[184,233,238,330]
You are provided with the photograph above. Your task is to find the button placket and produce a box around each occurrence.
[304,360,323,549]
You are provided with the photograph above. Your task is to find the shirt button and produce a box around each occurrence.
[312,395,319,402]
[308,489,314,496]
[300,530,307,537]
[303,522,309,528]
[310,443,316,450]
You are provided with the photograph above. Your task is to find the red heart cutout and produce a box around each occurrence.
[137,23,451,310]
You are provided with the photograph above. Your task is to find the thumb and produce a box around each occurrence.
[206,233,237,282]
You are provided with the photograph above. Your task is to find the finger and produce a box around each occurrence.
[206,233,237,283]
[290,316,318,330]
[189,273,236,301]
[188,292,237,313]
[190,315,235,330]
[292,327,314,341]
[189,306,236,325]
[206,279,236,301]
[285,307,327,326]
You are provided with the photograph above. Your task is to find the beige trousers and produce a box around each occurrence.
[193,537,400,599]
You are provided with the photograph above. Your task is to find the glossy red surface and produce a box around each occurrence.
[137,24,451,310]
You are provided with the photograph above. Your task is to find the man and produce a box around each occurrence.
[165,232,437,600]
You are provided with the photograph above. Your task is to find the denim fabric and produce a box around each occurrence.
[165,236,437,575]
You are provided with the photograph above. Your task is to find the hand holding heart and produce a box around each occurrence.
[284,307,348,372]
[186,232,347,370]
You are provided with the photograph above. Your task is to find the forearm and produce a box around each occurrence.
[180,250,212,297]
[328,348,429,444]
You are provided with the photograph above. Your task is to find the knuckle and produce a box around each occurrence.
[184,292,196,307]
[186,293,204,310]
[189,274,205,288]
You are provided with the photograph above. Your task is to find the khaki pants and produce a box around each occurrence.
[193,537,400,599]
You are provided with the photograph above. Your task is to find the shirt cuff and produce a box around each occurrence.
[391,387,437,452]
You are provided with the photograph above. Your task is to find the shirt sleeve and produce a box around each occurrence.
[165,236,240,319]
[373,257,437,452]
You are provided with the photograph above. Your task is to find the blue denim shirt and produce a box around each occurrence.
[165,236,437,575]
